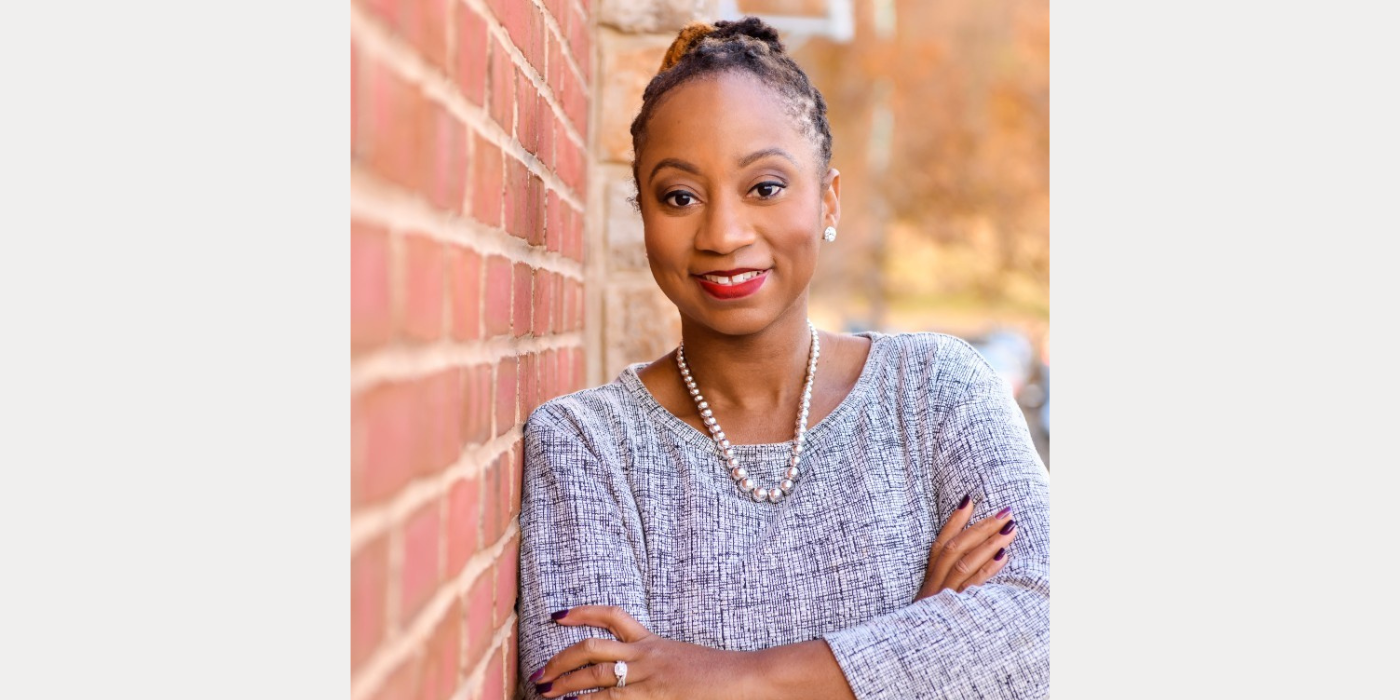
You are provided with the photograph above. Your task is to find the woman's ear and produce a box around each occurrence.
[821,167,841,229]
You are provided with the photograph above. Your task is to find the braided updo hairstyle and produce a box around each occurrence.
[629,16,834,195]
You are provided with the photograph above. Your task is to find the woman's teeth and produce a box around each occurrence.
[701,271,762,285]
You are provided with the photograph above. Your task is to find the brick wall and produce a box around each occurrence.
[350,0,593,698]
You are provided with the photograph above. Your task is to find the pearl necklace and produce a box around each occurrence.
[675,320,819,503]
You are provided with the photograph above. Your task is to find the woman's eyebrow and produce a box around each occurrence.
[649,158,701,183]
[738,147,796,168]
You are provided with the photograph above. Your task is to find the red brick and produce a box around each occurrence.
[526,175,546,246]
[483,255,512,336]
[503,157,530,240]
[480,641,506,700]
[494,535,520,626]
[446,475,481,577]
[544,191,563,253]
[496,453,516,540]
[420,0,450,72]
[362,57,429,192]
[489,37,515,131]
[351,535,389,668]
[423,368,463,474]
[561,68,588,135]
[546,35,564,105]
[471,136,503,227]
[505,626,520,700]
[512,263,532,336]
[511,440,525,517]
[567,4,590,72]
[361,381,421,502]
[556,133,584,197]
[531,272,552,337]
[495,356,518,435]
[419,599,460,700]
[550,273,564,333]
[352,221,392,350]
[497,0,530,62]
[427,106,466,213]
[400,501,442,622]
[539,104,556,170]
[401,234,444,341]
[567,204,586,262]
[447,245,481,341]
[456,7,488,105]
[565,278,582,332]
[518,352,537,420]
[526,5,546,77]
[464,571,495,669]
[463,363,492,444]
[518,91,542,157]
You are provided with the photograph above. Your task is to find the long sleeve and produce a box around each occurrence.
[516,408,650,697]
[821,358,1051,699]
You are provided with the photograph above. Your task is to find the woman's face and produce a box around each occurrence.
[636,71,840,338]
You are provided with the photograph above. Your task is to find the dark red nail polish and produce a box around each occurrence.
[528,669,544,682]
[999,519,1016,535]
[957,493,971,510]
[535,682,552,693]
[995,507,1012,519]
[550,609,569,621]
[994,547,1006,561]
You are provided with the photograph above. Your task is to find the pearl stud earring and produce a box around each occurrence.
[823,226,837,242]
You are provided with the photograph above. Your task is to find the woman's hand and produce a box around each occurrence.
[915,495,1018,600]
[529,605,754,700]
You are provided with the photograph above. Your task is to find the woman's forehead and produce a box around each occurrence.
[641,73,815,171]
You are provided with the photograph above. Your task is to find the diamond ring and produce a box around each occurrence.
[614,660,628,688]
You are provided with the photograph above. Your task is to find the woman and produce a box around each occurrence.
[518,17,1049,699]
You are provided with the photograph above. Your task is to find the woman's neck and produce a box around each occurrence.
[675,309,815,414]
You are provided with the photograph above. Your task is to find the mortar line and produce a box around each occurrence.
[351,429,521,554]
[352,3,587,205]
[350,333,586,393]
[350,167,585,278]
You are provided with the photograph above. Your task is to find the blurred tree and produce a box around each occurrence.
[794,0,1048,331]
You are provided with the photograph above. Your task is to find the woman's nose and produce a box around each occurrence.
[695,197,756,253]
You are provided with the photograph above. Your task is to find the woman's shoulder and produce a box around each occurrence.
[867,330,992,376]
[524,365,648,441]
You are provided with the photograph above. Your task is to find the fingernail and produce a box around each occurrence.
[550,609,569,621]
[957,493,971,510]
[999,519,1016,535]
[995,506,1012,520]
[528,669,544,683]
[994,547,1006,561]
[535,682,553,693]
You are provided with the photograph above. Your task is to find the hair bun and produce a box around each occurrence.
[659,21,715,72]
[657,16,785,73]
[709,17,784,53]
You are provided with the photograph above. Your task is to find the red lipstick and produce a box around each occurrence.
[693,268,769,300]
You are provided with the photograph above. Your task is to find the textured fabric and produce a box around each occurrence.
[517,332,1050,699]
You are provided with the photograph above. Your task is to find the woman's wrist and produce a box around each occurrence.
[732,640,856,700]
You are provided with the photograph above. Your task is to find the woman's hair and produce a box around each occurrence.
[629,16,833,191]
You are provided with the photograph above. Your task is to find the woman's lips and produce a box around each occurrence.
[694,269,769,300]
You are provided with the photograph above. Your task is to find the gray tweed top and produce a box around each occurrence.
[518,332,1050,699]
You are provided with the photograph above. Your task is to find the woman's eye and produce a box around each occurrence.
[663,191,696,207]
[752,182,785,199]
